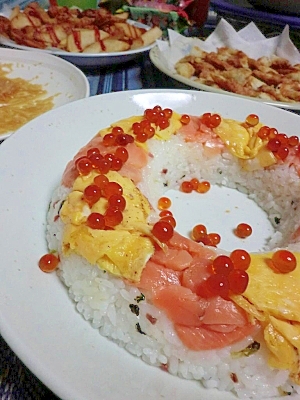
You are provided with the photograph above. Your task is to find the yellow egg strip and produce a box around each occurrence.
[60,170,155,282]
[0,63,55,135]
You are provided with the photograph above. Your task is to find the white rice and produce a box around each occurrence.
[46,132,300,399]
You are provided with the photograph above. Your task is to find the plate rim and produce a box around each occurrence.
[149,45,300,111]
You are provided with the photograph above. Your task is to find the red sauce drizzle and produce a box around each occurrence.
[94,28,105,50]
[46,26,59,46]
[26,13,38,27]
[72,30,83,52]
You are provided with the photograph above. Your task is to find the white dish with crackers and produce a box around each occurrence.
[0,46,89,139]
[150,19,300,111]
[0,2,162,67]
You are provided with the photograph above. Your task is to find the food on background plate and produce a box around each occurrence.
[43,105,300,398]
[0,63,54,135]
[175,46,300,103]
[0,1,162,53]
[114,0,195,36]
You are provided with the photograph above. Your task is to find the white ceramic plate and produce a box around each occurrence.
[0,13,157,67]
[149,46,300,111]
[0,47,89,139]
[1,89,300,400]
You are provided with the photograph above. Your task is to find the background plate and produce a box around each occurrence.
[149,46,300,111]
[1,89,300,400]
[0,14,157,67]
[0,47,89,139]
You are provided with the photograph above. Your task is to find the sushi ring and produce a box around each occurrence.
[44,105,300,397]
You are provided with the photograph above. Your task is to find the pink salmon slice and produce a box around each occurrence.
[175,321,260,351]
[152,285,209,327]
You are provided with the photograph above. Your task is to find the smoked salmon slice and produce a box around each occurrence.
[201,296,248,326]
[152,285,208,327]
[168,231,216,258]
[181,258,211,293]
[137,260,182,291]
[150,248,193,271]
[175,321,260,350]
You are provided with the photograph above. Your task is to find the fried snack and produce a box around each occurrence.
[0,1,162,53]
[175,46,300,104]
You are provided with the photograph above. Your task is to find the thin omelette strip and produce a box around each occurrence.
[0,63,55,135]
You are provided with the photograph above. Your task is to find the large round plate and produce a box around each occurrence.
[0,13,157,67]
[0,89,300,400]
[149,46,300,111]
[0,47,89,139]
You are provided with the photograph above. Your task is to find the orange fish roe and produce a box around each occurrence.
[235,223,252,239]
[196,252,250,299]
[180,181,193,193]
[245,113,259,127]
[159,210,173,218]
[158,197,172,210]
[132,105,174,143]
[38,253,59,273]
[196,181,210,194]
[180,114,190,125]
[191,224,221,248]
[230,249,251,271]
[160,215,176,228]
[151,220,174,243]
[271,250,297,273]
[255,121,300,162]
[180,179,211,194]
[200,112,221,128]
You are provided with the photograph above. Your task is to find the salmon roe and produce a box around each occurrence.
[159,210,173,218]
[180,179,211,194]
[180,114,190,125]
[152,220,174,243]
[125,105,176,143]
[104,207,123,227]
[245,114,259,127]
[83,184,102,206]
[256,121,300,162]
[230,249,251,270]
[271,250,297,273]
[76,140,134,177]
[87,212,105,230]
[191,224,221,248]
[200,112,221,128]
[192,224,207,242]
[235,223,252,239]
[180,181,193,193]
[158,197,172,210]
[197,250,250,298]
[108,194,126,212]
[207,233,221,246]
[196,181,210,194]
[38,253,59,273]
[212,255,233,275]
